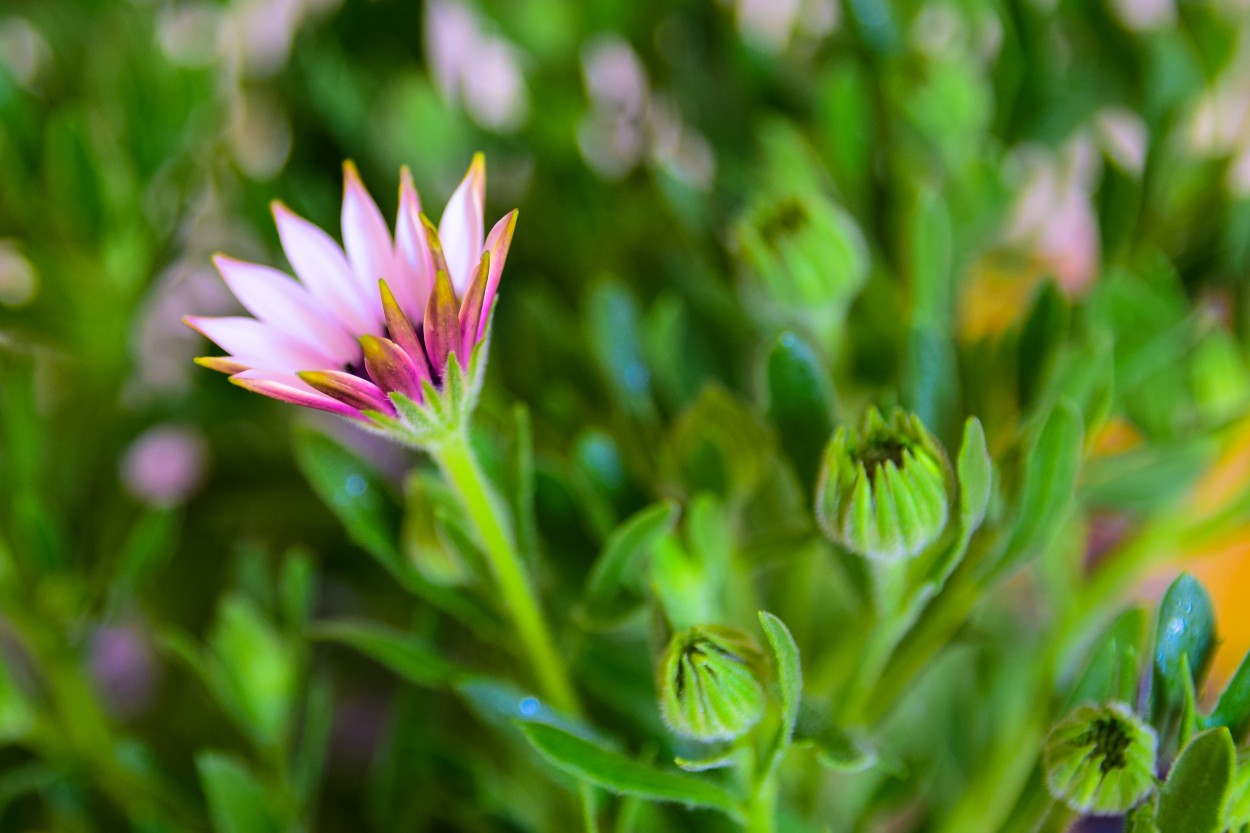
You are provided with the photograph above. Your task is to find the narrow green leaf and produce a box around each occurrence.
[279,550,315,634]
[292,428,403,572]
[1157,728,1234,833]
[994,401,1083,575]
[1153,573,1216,722]
[957,417,991,533]
[582,501,679,624]
[1126,795,1160,833]
[905,320,960,444]
[196,752,280,833]
[759,611,802,772]
[1207,648,1250,739]
[312,620,461,688]
[519,722,743,820]
[765,331,835,493]
[1065,607,1145,711]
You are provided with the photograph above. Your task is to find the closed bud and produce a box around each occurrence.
[733,191,868,311]
[816,407,950,562]
[1044,702,1158,816]
[658,625,766,742]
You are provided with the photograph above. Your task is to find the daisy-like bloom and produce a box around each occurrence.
[185,155,517,443]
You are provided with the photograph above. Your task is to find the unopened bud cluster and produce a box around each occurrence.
[658,625,766,742]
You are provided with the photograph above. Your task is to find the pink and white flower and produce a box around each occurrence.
[185,155,517,426]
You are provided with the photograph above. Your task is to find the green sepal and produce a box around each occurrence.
[1157,727,1234,833]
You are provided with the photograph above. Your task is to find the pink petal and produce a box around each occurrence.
[342,161,395,301]
[478,209,517,339]
[392,166,435,323]
[298,370,398,416]
[184,316,338,372]
[272,201,383,336]
[361,335,424,400]
[438,153,485,294]
[213,255,359,365]
[230,370,366,419]
[423,268,461,375]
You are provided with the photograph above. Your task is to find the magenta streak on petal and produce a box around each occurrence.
[230,371,366,419]
[378,280,432,384]
[298,370,398,416]
[184,316,340,372]
[342,161,396,312]
[439,154,486,295]
[458,252,489,361]
[478,210,517,340]
[272,202,384,337]
[393,166,436,324]
[213,255,359,365]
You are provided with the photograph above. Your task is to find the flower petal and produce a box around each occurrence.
[195,355,251,375]
[424,267,461,374]
[438,153,485,294]
[184,316,338,372]
[478,209,517,339]
[342,161,395,300]
[272,201,383,336]
[213,255,359,364]
[392,166,435,323]
[361,335,424,401]
[378,279,431,383]
[230,370,365,419]
[458,251,489,359]
[298,370,397,415]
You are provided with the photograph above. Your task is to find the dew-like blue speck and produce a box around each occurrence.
[345,475,366,498]
[518,697,540,717]
[623,363,649,392]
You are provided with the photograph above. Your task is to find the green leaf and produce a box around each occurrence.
[904,320,960,444]
[279,550,315,634]
[957,417,992,534]
[793,701,877,773]
[1126,794,1160,833]
[1066,607,1145,710]
[110,508,179,608]
[292,428,404,575]
[582,501,679,625]
[994,401,1083,575]
[1207,648,1250,739]
[765,332,835,493]
[759,611,801,773]
[1017,280,1069,409]
[1153,573,1217,722]
[1157,728,1234,833]
[209,596,296,748]
[196,752,280,833]
[518,722,743,820]
[312,620,461,688]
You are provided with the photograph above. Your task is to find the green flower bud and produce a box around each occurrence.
[816,408,950,562]
[658,625,766,742]
[733,191,868,311]
[1044,702,1158,816]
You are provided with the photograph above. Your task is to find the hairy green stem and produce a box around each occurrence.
[745,775,778,833]
[432,430,579,714]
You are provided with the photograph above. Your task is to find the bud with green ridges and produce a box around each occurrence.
[816,407,951,562]
[658,625,766,742]
[1044,702,1158,816]
[733,190,868,313]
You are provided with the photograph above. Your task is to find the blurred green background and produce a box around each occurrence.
[4,0,1250,830]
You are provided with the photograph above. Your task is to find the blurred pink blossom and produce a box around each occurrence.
[734,0,837,54]
[89,624,158,720]
[1094,107,1148,175]
[1005,139,1101,295]
[425,0,529,132]
[122,425,209,507]
[1108,0,1174,31]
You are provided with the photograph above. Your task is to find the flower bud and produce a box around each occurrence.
[1044,702,1158,815]
[816,408,950,562]
[733,191,868,312]
[658,625,766,742]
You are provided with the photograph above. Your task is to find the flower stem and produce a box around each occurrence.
[745,775,778,833]
[432,430,579,715]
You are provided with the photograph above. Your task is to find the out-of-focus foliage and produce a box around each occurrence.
[3,0,1250,830]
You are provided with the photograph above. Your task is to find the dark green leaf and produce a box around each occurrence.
[1207,647,1250,740]
[582,501,679,625]
[518,722,743,820]
[957,416,992,534]
[765,331,835,493]
[292,428,403,573]
[313,620,461,688]
[1153,573,1216,722]
[1156,728,1234,833]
